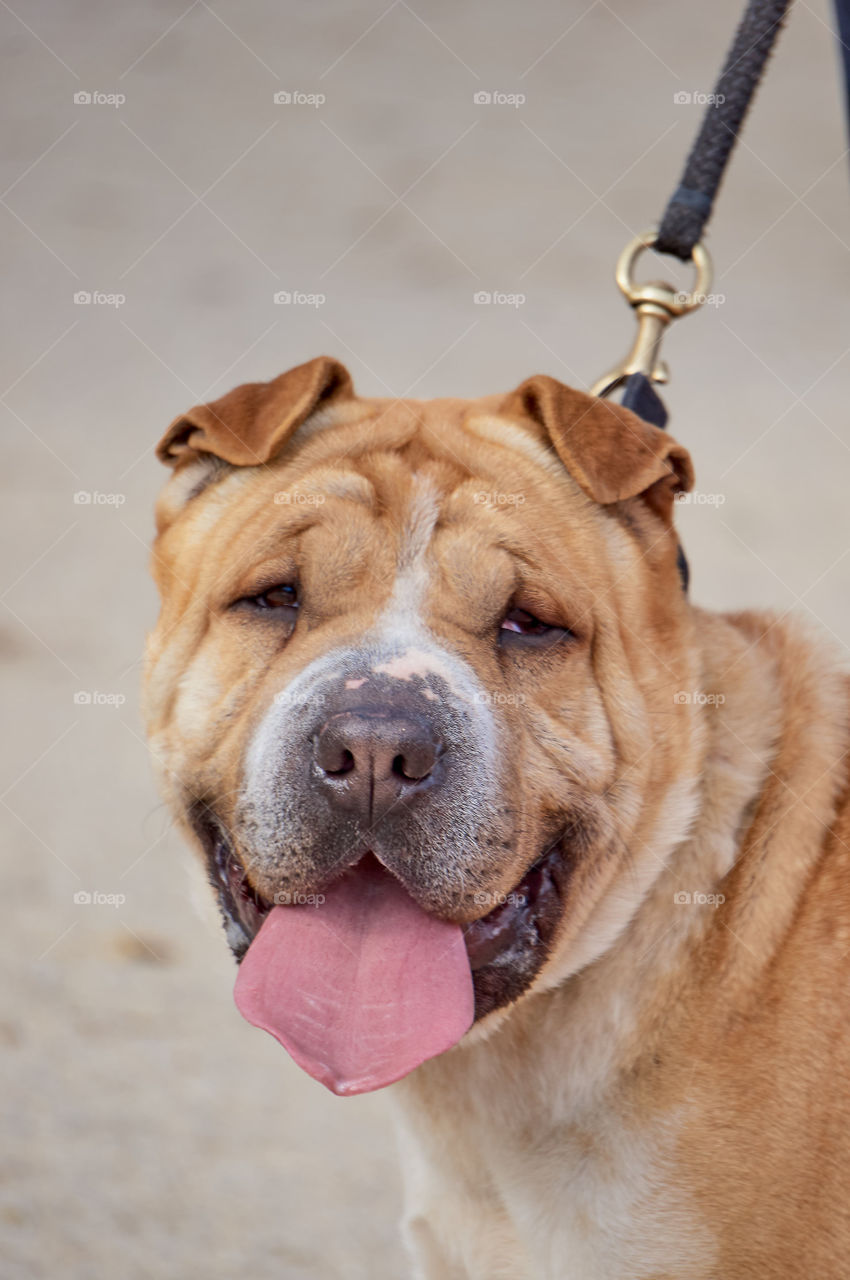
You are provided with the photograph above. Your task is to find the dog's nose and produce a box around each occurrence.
[313,708,442,818]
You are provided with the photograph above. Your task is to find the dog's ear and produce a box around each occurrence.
[156,356,354,467]
[501,375,694,510]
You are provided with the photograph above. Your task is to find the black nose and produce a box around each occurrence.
[313,708,442,819]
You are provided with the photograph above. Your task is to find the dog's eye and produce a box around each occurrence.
[253,584,299,610]
[234,583,300,613]
[499,607,574,648]
[501,608,549,635]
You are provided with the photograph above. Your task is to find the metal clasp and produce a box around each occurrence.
[590,229,713,399]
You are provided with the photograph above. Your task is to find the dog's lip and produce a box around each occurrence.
[211,833,272,947]
[462,845,562,971]
[208,824,563,979]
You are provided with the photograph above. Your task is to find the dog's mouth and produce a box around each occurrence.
[208,833,271,956]
[461,846,566,1017]
[204,824,566,1022]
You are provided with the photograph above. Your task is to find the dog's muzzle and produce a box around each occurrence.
[229,642,505,919]
[202,641,571,1041]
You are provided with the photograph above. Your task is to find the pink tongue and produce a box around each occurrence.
[233,860,475,1095]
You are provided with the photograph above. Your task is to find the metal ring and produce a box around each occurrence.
[614,229,713,316]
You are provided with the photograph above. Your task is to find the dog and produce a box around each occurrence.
[143,356,850,1279]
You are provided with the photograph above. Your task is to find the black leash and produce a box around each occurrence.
[835,0,850,140]
[656,0,793,260]
[620,372,692,593]
[592,0,798,591]
[593,0,795,404]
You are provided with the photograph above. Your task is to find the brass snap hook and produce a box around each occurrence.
[590,229,713,399]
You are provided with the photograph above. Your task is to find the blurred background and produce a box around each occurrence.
[2,1,848,1276]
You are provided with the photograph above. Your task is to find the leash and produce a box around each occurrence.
[656,0,793,261]
[835,0,850,138]
[590,0,795,590]
[592,0,792,405]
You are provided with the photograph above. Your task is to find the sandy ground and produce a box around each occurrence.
[2,1,849,1276]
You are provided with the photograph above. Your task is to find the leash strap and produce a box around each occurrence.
[592,0,795,398]
[620,370,668,430]
[835,0,850,139]
[621,372,690,591]
[656,0,793,260]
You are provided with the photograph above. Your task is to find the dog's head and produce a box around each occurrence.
[144,355,700,1076]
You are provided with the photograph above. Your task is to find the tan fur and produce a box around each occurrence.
[144,359,850,1279]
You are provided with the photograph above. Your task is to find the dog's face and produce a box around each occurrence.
[144,356,698,1031]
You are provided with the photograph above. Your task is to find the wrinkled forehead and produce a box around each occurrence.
[259,395,591,555]
[290,392,569,483]
[160,395,609,623]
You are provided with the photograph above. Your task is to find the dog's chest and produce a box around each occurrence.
[395,1096,716,1280]
[497,1122,713,1280]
